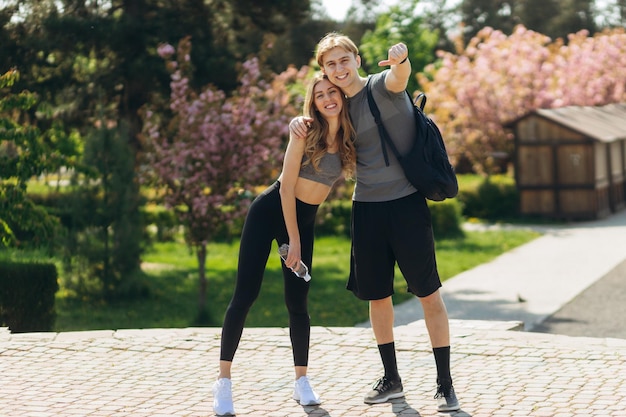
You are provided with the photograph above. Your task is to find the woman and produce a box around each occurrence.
[213,73,356,416]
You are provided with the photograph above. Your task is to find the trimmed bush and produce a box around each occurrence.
[458,175,519,220]
[315,199,352,238]
[0,262,59,333]
[429,199,464,238]
[142,205,179,242]
[29,191,76,229]
[314,196,464,239]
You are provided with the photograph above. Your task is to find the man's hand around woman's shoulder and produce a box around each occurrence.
[289,116,313,139]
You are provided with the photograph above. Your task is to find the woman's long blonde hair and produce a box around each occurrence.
[301,73,356,179]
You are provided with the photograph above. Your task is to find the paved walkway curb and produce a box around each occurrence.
[2,322,626,416]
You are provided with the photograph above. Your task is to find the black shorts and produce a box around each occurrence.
[347,191,442,300]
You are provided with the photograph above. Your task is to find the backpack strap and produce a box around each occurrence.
[365,81,400,167]
[414,92,426,111]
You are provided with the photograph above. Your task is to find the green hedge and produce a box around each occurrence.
[315,197,464,238]
[30,174,519,246]
[314,175,518,236]
[457,175,519,221]
[142,205,179,242]
[28,191,77,229]
[429,199,464,238]
[0,262,59,333]
[315,199,353,238]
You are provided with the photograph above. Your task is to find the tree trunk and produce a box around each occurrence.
[196,243,208,314]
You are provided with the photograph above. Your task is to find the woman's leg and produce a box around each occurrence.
[284,265,311,379]
[283,200,317,378]
[218,184,281,378]
[284,203,321,406]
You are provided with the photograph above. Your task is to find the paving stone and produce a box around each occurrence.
[1,322,626,416]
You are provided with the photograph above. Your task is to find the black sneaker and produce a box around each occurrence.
[434,384,460,412]
[364,376,404,404]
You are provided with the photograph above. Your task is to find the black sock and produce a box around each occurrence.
[433,346,452,388]
[378,342,400,382]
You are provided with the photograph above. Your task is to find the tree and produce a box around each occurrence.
[550,0,597,37]
[1,0,311,116]
[265,13,339,73]
[60,117,144,300]
[416,0,464,53]
[458,0,600,46]
[520,0,597,40]
[344,0,385,22]
[140,38,308,322]
[359,0,439,94]
[0,69,74,248]
[595,0,626,27]
[459,0,518,45]
[418,26,626,174]
[516,0,560,38]
[1,0,310,299]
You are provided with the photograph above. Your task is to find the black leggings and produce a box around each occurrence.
[219,182,318,366]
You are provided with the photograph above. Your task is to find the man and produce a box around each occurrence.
[290,32,460,412]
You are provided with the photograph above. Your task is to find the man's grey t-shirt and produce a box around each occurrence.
[348,70,417,202]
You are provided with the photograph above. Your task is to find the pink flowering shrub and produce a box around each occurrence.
[419,26,626,174]
[141,37,308,313]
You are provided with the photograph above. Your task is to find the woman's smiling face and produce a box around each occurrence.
[313,78,343,120]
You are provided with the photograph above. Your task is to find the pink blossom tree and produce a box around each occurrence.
[141,37,308,320]
[418,26,626,174]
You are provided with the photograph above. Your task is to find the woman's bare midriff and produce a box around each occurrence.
[280,176,333,205]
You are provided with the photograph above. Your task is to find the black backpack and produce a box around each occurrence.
[366,83,458,201]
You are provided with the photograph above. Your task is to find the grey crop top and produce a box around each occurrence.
[299,152,342,186]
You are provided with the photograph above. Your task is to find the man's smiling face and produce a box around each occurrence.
[320,46,361,94]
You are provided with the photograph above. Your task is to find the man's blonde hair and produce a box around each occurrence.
[315,32,359,67]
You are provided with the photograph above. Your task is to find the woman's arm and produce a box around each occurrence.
[279,132,306,270]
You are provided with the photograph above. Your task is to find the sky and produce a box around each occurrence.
[319,0,353,21]
[319,0,400,21]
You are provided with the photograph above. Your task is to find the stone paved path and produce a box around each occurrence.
[2,321,626,417]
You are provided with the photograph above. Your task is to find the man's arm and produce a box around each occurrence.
[379,42,411,93]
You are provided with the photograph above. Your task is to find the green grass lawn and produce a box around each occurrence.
[54,229,540,331]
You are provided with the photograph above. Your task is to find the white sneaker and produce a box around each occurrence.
[293,376,321,406]
[212,378,235,416]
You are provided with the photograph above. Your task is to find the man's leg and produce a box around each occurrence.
[420,289,459,411]
[370,297,400,380]
[364,296,404,404]
[420,289,451,383]
[370,296,395,344]
[420,289,449,348]
[370,297,399,380]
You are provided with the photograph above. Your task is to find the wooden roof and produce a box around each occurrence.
[508,103,626,142]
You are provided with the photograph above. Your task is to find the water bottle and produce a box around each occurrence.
[278,244,311,282]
